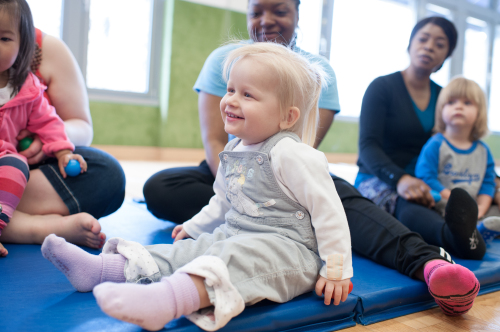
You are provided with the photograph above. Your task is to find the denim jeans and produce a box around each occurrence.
[34,146,125,219]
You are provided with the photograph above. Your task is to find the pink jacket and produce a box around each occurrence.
[0,72,74,158]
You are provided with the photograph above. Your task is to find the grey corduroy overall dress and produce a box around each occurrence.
[143,132,323,306]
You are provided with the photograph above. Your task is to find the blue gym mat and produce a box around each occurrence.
[0,200,357,332]
[2,200,500,331]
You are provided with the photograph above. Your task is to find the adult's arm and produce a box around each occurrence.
[38,34,93,146]
[358,78,406,187]
[199,92,228,177]
[358,77,433,206]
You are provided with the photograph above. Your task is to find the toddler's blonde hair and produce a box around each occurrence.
[222,42,327,146]
[435,76,489,141]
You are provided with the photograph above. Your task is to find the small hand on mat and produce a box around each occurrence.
[315,276,351,305]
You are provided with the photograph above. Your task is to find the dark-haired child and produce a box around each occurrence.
[0,0,87,256]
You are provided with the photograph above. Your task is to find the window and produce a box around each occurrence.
[296,0,322,55]
[26,0,63,39]
[463,17,489,91]
[309,0,500,123]
[466,0,491,8]
[330,0,414,118]
[489,25,500,133]
[27,0,163,105]
[86,0,154,94]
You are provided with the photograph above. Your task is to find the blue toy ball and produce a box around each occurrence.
[430,190,441,203]
[65,159,81,177]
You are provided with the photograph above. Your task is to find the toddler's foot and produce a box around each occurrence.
[0,242,8,257]
[52,213,106,249]
[93,272,200,331]
[444,188,485,260]
[477,216,500,244]
[424,260,479,316]
[42,234,126,292]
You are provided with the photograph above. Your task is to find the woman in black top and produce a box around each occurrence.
[357,17,486,260]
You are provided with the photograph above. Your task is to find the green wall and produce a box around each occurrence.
[160,0,248,148]
[318,120,359,154]
[89,0,500,160]
[90,101,159,146]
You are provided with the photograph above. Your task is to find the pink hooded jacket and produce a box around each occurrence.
[0,72,74,158]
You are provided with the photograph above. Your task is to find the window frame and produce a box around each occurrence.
[60,0,165,106]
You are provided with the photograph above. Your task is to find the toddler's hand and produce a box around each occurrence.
[315,276,351,305]
[55,150,88,178]
[16,130,45,164]
[172,225,191,242]
[440,189,451,201]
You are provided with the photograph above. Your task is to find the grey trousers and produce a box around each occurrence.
[145,225,322,305]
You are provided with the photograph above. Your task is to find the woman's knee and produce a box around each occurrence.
[74,147,126,218]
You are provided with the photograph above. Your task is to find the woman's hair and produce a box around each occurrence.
[408,16,457,70]
[222,42,326,146]
[434,76,489,141]
[0,0,35,94]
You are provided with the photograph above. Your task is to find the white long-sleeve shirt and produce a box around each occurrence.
[183,137,353,280]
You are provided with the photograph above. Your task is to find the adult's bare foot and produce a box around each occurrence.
[0,242,8,257]
[1,211,105,249]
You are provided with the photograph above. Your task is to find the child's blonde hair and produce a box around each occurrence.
[222,42,327,146]
[434,76,489,141]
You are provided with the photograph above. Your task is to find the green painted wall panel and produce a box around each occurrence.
[160,0,248,148]
[484,134,500,160]
[318,120,359,154]
[90,101,160,146]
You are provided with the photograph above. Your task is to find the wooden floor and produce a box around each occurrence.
[111,150,500,332]
[343,292,500,331]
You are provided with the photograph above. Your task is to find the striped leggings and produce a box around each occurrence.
[0,154,30,234]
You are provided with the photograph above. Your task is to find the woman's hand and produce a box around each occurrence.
[16,129,46,164]
[172,225,191,242]
[315,276,350,305]
[55,150,87,178]
[397,174,434,208]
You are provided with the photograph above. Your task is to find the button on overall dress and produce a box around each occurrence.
[102,132,323,330]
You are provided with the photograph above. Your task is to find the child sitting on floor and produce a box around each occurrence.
[0,0,87,257]
[42,42,353,331]
[416,76,500,243]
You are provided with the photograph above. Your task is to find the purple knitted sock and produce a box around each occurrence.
[93,272,200,331]
[42,234,126,292]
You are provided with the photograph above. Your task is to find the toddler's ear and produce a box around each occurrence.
[280,107,300,130]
